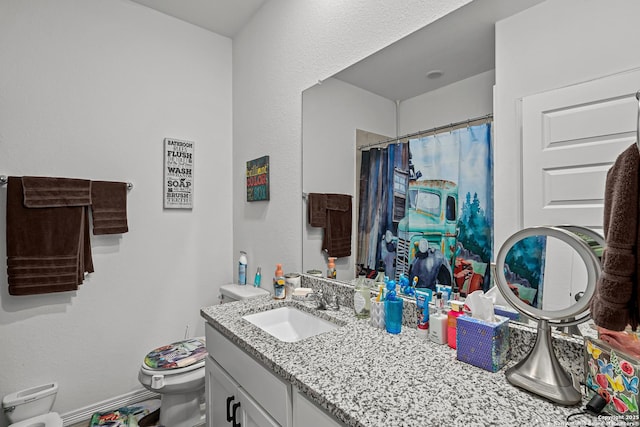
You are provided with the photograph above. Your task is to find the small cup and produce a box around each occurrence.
[370,298,385,329]
[384,298,404,334]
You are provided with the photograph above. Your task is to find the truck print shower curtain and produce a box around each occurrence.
[357,123,493,294]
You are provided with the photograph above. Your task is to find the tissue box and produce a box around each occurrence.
[584,337,640,418]
[456,315,510,372]
[494,305,520,322]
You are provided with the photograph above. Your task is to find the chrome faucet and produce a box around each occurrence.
[308,289,340,311]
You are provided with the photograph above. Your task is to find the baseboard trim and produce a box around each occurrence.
[61,389,159,426]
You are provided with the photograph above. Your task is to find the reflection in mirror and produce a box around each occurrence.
[301,0,545,282]
[494,226,602,405]
[497,226,604,337]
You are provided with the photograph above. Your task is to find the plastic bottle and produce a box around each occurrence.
[238,251,248,285]
[254,267,262,288]
[327,257,337,279]
[429,292,447,345]
[273,264,285,300]
[447,300,465,349]
[353,271,371,319]
[417,309,429,340]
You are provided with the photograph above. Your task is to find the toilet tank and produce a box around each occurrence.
[2,382,58,424]
[219,283,269,303]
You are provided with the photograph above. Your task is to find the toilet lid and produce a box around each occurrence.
[143,337,207,370]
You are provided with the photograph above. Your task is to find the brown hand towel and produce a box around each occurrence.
[307,193,327,228]
[91,181,129,235]
[590,143,640,330]
[322,193,352,258]
[6,176,94,295]
[22,176,92,207]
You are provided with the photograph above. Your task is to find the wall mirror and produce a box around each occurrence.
[301,0,603,337]
[302,0,543,275]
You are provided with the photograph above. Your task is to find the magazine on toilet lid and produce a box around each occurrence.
[144,337,207,370]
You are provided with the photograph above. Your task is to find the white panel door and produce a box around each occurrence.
[521,68,640,310]
[522,68,640,229]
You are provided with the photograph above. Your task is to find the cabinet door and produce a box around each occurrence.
[207,356,242,427]
[293,389,343,427]
[238,387,280,427]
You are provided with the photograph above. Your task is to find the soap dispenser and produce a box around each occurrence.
[353,270,371,319]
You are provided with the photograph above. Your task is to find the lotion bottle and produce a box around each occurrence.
[447,300,464,349]
[429,292,447,345]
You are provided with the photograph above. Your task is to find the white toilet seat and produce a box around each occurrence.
[8,412,62,427]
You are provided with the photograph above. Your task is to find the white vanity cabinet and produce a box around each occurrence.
[205,322,344,427]
[207,356,279,427]
[205,323,292,427]
[292,389,343,427]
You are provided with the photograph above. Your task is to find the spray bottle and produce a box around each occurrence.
[238,251,248,285]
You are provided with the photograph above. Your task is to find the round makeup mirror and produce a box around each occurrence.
[494,225,603,405]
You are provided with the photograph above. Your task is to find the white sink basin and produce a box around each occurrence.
[242,306,339,342]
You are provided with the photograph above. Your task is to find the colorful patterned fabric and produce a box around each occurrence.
[144,338,207,370]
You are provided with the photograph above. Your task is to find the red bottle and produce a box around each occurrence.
[447,301,464,349]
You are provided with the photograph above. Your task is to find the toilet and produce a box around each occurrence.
[2,382,62,427]
[138,284,269,427]
[138,337,208,427]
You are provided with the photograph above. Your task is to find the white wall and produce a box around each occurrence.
[302,77,396,280]
[232,0,474,286]
[399,70,494,134]
[494,0,640,250]
[0,0,232,419]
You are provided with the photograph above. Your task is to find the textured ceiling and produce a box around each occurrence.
[129,0,543,101]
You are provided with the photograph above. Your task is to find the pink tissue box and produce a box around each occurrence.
[456,315,510,372]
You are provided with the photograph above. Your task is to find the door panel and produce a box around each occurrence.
[521,68,640,308]
[522,68,640,229]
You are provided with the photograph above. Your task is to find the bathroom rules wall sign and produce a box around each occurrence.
[246,155,269,202]
[164,138,194,209]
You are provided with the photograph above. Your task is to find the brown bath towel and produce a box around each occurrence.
[22,176,91,207]
[322,193,352,258]
[590,143,640,331]
[307,193,327,227]
[6,177,94,295]
[91,181,129,235]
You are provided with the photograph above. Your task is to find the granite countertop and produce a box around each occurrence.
[201,296,585,427]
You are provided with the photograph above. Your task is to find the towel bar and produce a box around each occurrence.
[0,175,133,190]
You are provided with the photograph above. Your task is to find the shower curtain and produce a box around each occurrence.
[357,143,408,278]
[357,123,493,293]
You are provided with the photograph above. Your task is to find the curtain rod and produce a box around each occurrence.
[357,113,493,151]
[0,175,134,190]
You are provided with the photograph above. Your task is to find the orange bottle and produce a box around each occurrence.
[273,264,285,300]
[327,257,337,279]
